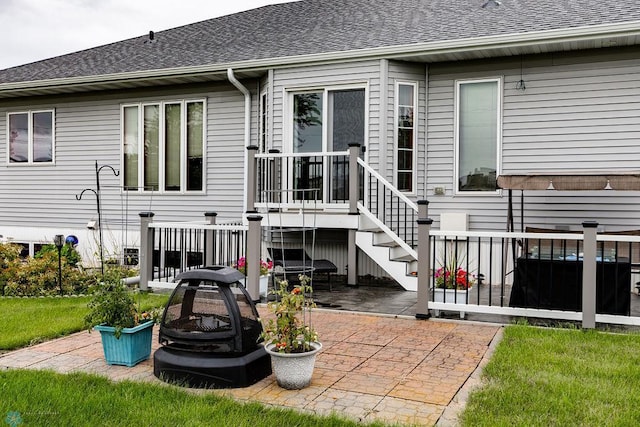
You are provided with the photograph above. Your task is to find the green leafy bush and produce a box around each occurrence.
[0,243,22,294]
[35,243,81,267]
[1,242,139,297]
[3,251,92,296]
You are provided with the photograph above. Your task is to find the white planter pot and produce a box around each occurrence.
[433,287,472,319]
[242,274,271,297]
[264,342,322,389]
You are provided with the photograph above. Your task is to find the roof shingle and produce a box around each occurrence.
[2,0,640,83]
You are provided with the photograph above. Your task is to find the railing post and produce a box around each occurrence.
[347,229,358,286]
[582,221,598,329]
[204,212,217,266]
[139,212,155,291]
[268,149,281,205]
[416,201,432,319]
[246,145,259,213]
[418,199,429,220]
[348,143,360,215]
[246,215,263,302]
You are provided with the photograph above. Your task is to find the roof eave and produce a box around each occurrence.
[2,20,640,97]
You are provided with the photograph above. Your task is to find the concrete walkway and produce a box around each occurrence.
[0,309,502,426]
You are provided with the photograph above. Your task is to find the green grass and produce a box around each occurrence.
[0,370,381,427]
[461,325,640,426]
[0,294,168,350]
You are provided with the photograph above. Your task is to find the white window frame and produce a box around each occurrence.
[454,77,502,195]
[284,83,369,155]
[259,89,269,153]
[121,99,206,194]
[283,83,369,204]
[6,109,55,165]
[394,81,418,195]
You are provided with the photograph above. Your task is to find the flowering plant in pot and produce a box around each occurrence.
[435,246,476,290]
[259,274,321,389]
[84,269,160,366]
[233,256,273,297]
[433,252,476,319]
[233,256,273,276]
[434,266,476,290]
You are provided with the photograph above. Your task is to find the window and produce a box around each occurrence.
[122,100,204,192]
[396,82,417,192]
[289,87,365,201]
[123,248,139,266]
[455,79,501,193]
[7,110,54,164]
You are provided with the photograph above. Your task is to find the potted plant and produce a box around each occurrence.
[259,274,321,389]
[433,255,476,318]
[84,269,158,367]
[233,256,273,297]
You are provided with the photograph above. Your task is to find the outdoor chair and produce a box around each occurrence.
[267,248,337,290]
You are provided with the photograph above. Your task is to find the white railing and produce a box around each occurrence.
[419,226,640,326]
[358,157,419,251]
[255,150,350,208]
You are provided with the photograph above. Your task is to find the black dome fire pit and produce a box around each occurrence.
[153,266,271,388]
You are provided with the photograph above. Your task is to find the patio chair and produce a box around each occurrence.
[267,248,337,290]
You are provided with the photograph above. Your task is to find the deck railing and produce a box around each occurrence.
[253,149,353,208]
[148,221,247,281]
[138,212,265,300]
[416,215,640,327]
[358,157,418,253]
[137,211,640,326]
[251,144,418,253]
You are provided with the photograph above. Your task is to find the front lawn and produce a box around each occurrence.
[0,294,168,351]
[461,325,640,426]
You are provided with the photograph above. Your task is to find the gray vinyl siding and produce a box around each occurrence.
[426,47,640,232]
[0,82,251,232]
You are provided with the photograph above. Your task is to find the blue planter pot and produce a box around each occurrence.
[94,321,154,367]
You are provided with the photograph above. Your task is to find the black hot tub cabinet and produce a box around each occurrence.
[153,266,271,388]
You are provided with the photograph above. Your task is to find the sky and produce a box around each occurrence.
[0,0,296,70]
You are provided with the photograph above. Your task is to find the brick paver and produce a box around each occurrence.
[0,309,501,426]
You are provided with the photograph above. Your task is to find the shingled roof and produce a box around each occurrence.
[2,0,640,85]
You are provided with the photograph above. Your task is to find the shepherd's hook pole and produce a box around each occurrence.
[76,162,120,277]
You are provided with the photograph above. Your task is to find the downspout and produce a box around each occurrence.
[227,68,251,212]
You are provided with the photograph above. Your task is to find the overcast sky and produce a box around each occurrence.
[0,0,296,70]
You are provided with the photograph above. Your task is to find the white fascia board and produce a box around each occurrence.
[2,20,640,93]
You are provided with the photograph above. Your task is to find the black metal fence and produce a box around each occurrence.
[149,222,248,283]
[424,228,640,324]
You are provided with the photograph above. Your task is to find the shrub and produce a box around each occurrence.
[1,242,139,297]
[35,243,81,267]
[0,243,22,295]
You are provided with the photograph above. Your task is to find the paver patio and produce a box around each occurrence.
[0,308,502,426]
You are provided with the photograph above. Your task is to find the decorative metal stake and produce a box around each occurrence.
[76,161,119,276]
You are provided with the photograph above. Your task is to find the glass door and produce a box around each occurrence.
[290,88,365,204]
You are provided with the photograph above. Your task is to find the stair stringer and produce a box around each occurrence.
[355,230,417,291]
